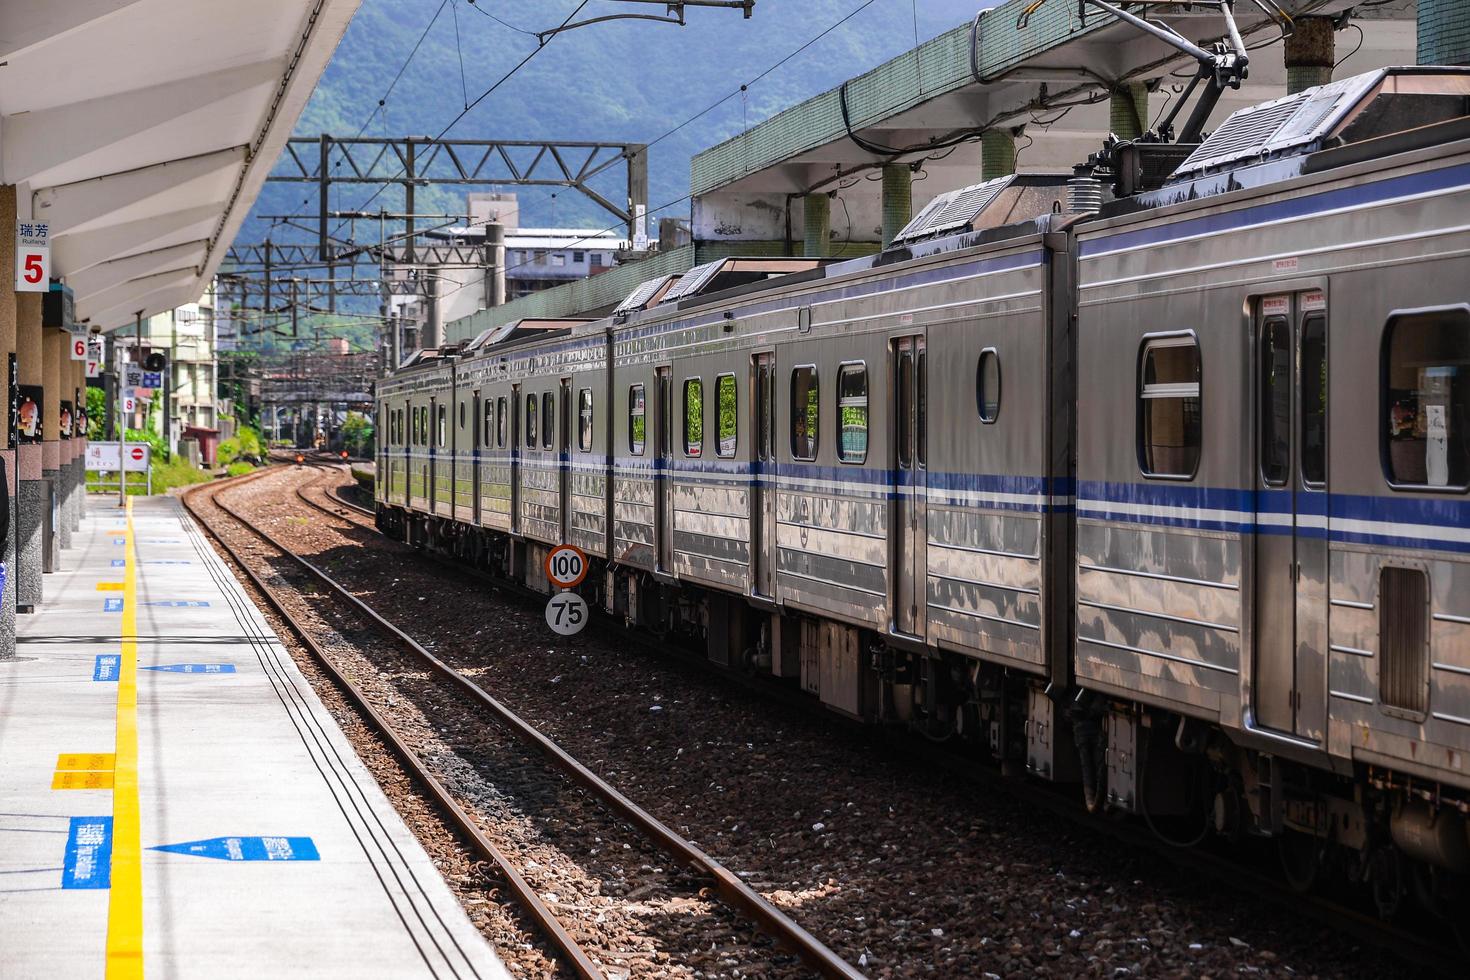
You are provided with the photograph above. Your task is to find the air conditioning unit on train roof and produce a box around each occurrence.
[890,173,1072,247]
[655,257,825,308]
[1169,66,1470,182]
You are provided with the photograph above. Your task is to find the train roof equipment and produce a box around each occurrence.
[1169,66,1470,181]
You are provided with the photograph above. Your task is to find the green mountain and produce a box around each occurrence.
[241,0,984,246]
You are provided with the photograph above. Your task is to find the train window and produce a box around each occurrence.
[437,405,447,447]
[483,400,494,448]
[526,394,538,448]
[1259,318,1291,487]
[916,351,927,468]
[1379,566,1429,717]
[497,397,507,448]
[897,353,913,468]
[1139,336,1202,479]
[790,366,819,461]
[977,349,1000,424]
[542,392,555,450]
[1301,315,1327,487]
[578,388,594,452]
[629,385,647,455]
[837,363,868,463]
[459,402,466,429]
[1383,307,1470,490]
[716,375,737,458]
[684,378,704,457]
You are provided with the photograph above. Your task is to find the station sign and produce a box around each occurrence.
[87,441,150,473]
[14,220,49,292]
[141,371,162,389]
[86,336,104,378]
[124,365,143,389]
[70,331,88,360]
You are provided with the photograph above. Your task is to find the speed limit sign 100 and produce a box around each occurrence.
[545,543,588,589]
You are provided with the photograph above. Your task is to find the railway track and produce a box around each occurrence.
[182,465,864,980]
[281,460,1468,978]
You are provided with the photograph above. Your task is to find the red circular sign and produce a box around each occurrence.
[544,544,588,589]
[130,447,145,461]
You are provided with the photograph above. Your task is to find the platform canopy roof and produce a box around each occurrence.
[0,0,360,330]
[691,0,1416,201]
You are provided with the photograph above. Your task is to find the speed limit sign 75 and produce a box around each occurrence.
[546,592,588,636]
[545,544,588,589]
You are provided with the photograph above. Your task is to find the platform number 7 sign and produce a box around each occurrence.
[14,221,50,293]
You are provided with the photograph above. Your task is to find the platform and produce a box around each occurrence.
[0,495,509,980]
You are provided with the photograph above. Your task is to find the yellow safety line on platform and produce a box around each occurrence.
[106,496,144,979]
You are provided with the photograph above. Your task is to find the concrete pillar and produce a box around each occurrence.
[802,193,831,257]
[1110,83,1150,140]
[43,327,64,566]
[1421,0,1470,66]
[1285,17,1335,94]
[0,187,16,655]
[880,163,912,247]
[422,269,443,352]
[16,288,42,613]
[981,130,1016,181]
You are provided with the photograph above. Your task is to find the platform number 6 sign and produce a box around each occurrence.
[15,221,50,293]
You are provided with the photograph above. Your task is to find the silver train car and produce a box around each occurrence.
[378,68,1470,921]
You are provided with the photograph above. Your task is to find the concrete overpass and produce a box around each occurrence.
[0,0,360,645]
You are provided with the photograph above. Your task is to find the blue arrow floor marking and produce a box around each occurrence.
[150,836,318,862]
[142,664,236,674]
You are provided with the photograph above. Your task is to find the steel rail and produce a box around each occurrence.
[181,468,608,980]
[191,465,867,980]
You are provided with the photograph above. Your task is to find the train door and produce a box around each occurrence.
[510,383,522,535]
[656,366,673,574]
[1253,290,1329,741]
[893,336,928,636]
[471,390,482,526]
[428,396,438,515]
[751,352,776,598]
[559,378,571,543]
[401,399,411,507]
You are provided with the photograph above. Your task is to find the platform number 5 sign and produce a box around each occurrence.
[15,221,50,293]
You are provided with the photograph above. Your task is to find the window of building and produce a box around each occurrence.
[1139,336,1202,479]
[551,253,567,268]
[716,374,737,458]
[534,250,547,264]
[1383,307,1469,490]
[497,396,508,448]
[977,349,1000,423]
[629,384,646,455]
[791,366,819,461]
[684,378,703,457]
[837,363,868,463]
[526,393,538,448]
[578,388,594,452]
[542,391,555,450]
[573,251,585,263]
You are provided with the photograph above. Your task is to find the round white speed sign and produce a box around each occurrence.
[545,592,588,636]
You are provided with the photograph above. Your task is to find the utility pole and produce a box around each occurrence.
[484,223,506,310]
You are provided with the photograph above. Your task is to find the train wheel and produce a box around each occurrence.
[1278,829,1321,894]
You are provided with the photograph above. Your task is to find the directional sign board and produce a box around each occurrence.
[545,544,588,589]
[87,441,150,473]
[545,592,588,637]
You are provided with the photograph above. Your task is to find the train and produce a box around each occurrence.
[377,67,1470,925]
